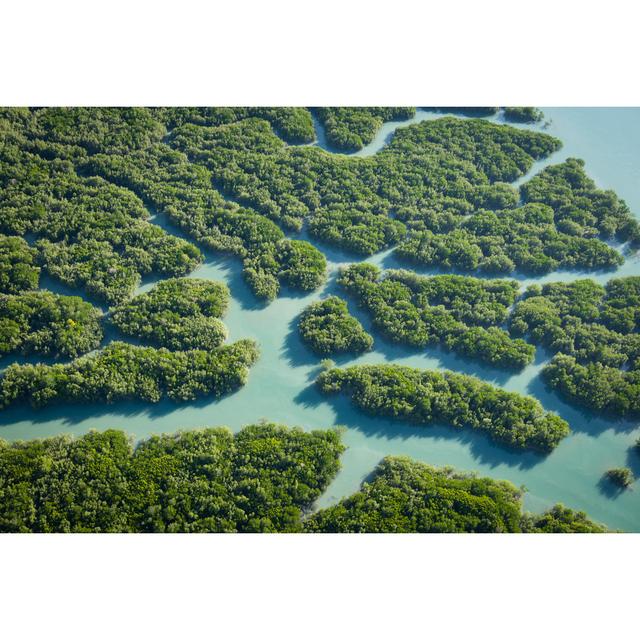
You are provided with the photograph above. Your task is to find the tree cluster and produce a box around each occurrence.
[0,291,103,359]
[511,277,640,416]
[313,107,415,151]
[521,158,640,246]
[111,278,230,350]
[168,116,565,259]
[82,143,327,301]
[0,339,259,409]
[0,234,40,294]
[604,467,634,489]
[0,136,202,304]
[298,296,373,355]
[503,107,544,123]
[542,355,640,416]
[395,202,625,275]
[1,427,608,533]
[159,107,315,144]
[0,422,344,532]
[395,156,639,275]
[337,263,534,369]
[316,364,570,451]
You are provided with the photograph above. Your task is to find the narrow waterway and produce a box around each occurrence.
[2,108,639,530]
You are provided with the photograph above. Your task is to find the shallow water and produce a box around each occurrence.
[2,108,640,531]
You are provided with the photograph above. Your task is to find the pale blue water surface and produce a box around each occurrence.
[2,108,640,530]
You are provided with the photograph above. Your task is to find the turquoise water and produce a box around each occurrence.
[2,108,640,530]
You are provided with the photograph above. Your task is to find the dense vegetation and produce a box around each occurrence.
[0,291,103,359]
[3,110,636,300]
[305,457,607,532]
[520,504,608,533]
[503,107,544,123]
[1,107,638,534]
[0,132,202,304]
[521,158,640,246]
[511,277,640,416]
[316,364,569,451]
[396,155,639,275]
[169,116,563,257]
[298,296,373,355]
[111,278,230,350]
[0,339,259,409]
[337,263,534,369]
[313,107,415,151]
[158,107,315,144]
[1,108,325,303]
[543,355,640,417]
[0,422,344,532]
[396,201,626,275]
[82,144,327,300]
[1,106,315,154]
[0,234,40,294]
[604,467,634,489]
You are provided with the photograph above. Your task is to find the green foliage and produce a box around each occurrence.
[0,234,40,294]
[604,467,634,489]
[320,358,336,371]
[298,296,373,355]
[6,107,166,155]
[0,291,103,358]
[169,116,562,257]
[396,202,625,275]
[316,364,570,451]
[314,107,416,151]
[0,422,345,532]
[158,107,315,144]
[0,339,259,409]
[510,279,640,362]
[337,263,534,370]
[82,144,326,301]
[1,429,605,533]
[307,206,406,255]
[394,154,639,276]
[37,239,141,305]
[520,504,608,533]
[542,355,640,417]
[0,136,202,303]
[0,429,133,532]
[521,157,640,246]
[111,278,229,350]
[503,107,544,123]
[512,277,640,417]
[305,457,607,532]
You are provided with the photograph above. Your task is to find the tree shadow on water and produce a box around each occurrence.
[294,382,545,471]
[597,474,630,500]
[0,387,248,432]
[194,253,268,313]
[626,445,640,476]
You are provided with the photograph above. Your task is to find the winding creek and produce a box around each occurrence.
[2,108,640,530]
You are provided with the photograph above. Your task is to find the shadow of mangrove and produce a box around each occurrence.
[597,474,629,500]
[0,385,248,432]
[625,445,640,478]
